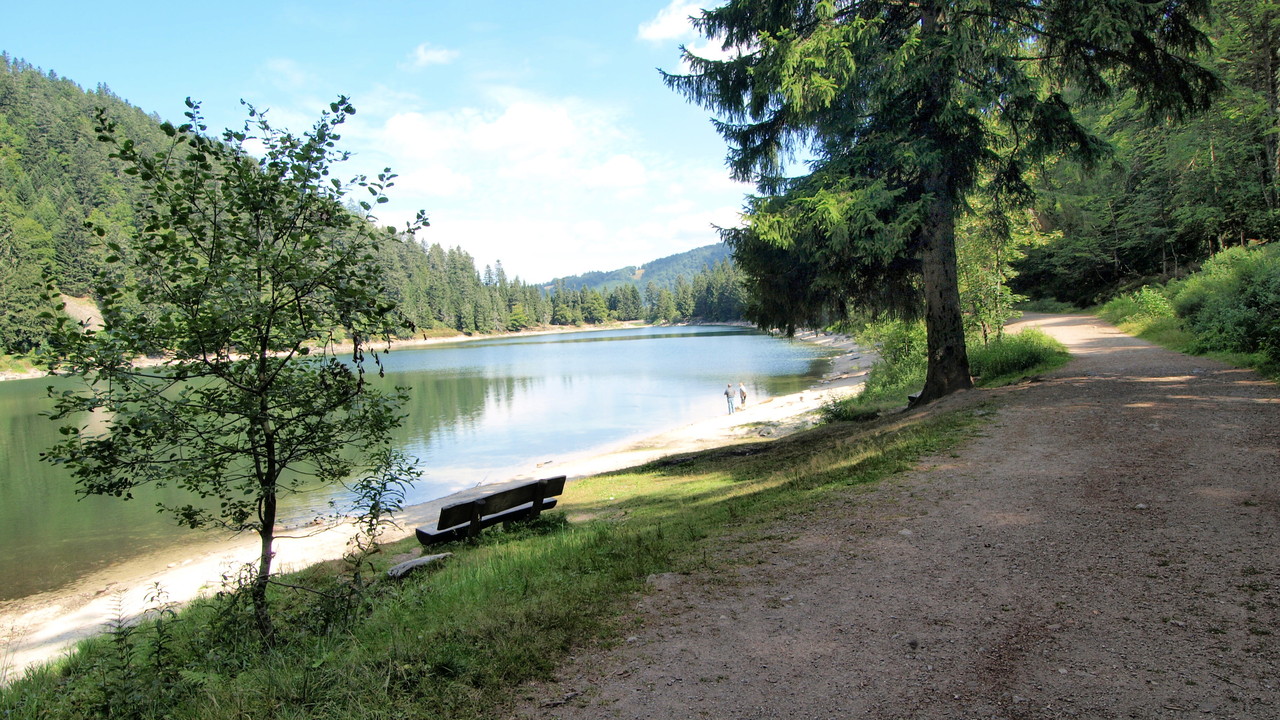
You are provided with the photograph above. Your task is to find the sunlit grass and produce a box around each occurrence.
[968,328,1070,386]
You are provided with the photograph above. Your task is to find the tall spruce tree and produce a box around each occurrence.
[666,0,1218,404]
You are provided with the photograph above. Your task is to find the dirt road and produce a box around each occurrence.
[517,314,1280,719]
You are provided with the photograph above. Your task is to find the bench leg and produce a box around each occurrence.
[529,479,548,520]
[465,498,485,542]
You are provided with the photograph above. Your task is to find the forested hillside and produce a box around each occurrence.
[0,54,165,353]
[1013,0,1279,305]
[550,244,732,292]
[0,57,745,358]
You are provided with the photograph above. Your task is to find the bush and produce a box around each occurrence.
[1132,286,1176,319]
[858,320,928,403]
[1168,245,1280,361]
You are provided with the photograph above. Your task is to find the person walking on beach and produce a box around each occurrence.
[724,383,736,414]
[738,382,748,409]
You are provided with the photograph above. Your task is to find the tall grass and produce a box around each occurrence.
[968,328,1069,386]
[821,323,1068,422]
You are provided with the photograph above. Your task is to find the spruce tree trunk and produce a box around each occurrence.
[914,171,973,405]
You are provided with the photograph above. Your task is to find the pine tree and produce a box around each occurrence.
[666,0,1218,404]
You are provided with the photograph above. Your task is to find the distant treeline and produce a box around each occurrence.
[0,56,744,355]
[379,243,744,337]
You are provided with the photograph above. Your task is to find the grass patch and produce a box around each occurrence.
[821,324,1068,422]
[2,402,982,719]
[968,328,1070,387]
[416,327,468,340]
[0,354,38,375]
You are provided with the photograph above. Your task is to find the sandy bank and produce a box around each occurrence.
[0,329,873,683]
[0,322,655,384]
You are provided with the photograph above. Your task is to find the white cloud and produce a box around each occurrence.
[638,1,704,42]
[640,2,750,75]
[332,85,748,280]
[261,58,313,90]
[406,42,460,68]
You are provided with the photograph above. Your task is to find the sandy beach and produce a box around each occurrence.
[0,329,873,683]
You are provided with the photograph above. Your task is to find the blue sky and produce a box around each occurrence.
[5,1,748,282]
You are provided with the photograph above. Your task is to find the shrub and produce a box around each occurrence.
[1169,245,1280,361]
[1132,286,1176,319]
[858,320,928,403]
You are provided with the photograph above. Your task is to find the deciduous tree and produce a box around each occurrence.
[43,98,427,642]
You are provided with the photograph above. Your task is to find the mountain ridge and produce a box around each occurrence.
[544,243,732,292]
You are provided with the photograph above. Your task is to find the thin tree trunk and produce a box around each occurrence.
[252,380,277,644]
[253,517,275,643]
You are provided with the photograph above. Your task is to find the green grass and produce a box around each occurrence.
[1,403,982,719]
[820,326,1069,422]
[0,354,38,376]
[968,328,1070,387]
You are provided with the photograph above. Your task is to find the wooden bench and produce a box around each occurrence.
[415,476,566,545]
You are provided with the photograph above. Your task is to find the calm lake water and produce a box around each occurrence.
[0,325,834,600]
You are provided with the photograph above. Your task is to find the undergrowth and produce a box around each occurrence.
[1097,245,1280,380]
[821,322,1068,422]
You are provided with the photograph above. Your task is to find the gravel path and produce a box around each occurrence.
[516,314,1280,719]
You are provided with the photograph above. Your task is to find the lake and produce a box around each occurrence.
[0,325,835,600]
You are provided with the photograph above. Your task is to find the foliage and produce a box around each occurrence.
[1095,244,1280,369]
[666,0,1217,405]
[2,397,977,720]
[823,324,1067,420]
[857,320,929,406]
[1014,1,1280,304]
[1168,245,1280,361]
[956,202,1044,344]
[41,98,426,642]
[967,328,1069,385]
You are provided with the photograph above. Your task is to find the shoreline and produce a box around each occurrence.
[0,320,695,384]
[0,328,874,683]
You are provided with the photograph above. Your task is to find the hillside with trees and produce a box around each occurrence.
[0,57,746,361]
[1012,0,1280,307]
[549,243,732,292]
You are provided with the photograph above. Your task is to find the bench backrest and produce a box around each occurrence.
[436,476,566,531]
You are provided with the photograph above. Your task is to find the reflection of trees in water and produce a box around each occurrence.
[0,385,215,601]
[392,372,541,445]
